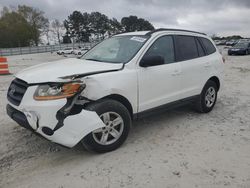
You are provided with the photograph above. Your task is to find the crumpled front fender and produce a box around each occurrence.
[36,109,105,148]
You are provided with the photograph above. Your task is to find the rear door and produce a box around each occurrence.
[138,35,182,112]
[174,35,209,98]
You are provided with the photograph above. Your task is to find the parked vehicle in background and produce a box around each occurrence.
[226,40,237,46]
[214,40,221,45]
[6,28,224,153]
[57,48,75,55]
[74,46,91,55]
[228,42,250,55]
[215,40,227,45]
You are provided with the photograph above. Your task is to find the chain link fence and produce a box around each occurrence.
[0,42,95,56]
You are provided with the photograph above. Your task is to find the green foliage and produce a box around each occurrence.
[0,5,49,48]
[18,5,49,46]
[121,15,154,32]
[64,11,155,42]
[0,5,154,47]
[0,9,32,48]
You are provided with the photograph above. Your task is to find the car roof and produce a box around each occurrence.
[116,31,149,36]
[116,28,207,38]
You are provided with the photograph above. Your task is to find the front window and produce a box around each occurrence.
[82,35,149,63]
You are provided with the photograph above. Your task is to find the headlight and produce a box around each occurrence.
[34,82,85,101]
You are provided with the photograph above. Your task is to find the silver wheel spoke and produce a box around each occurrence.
[93,128,103,134]
[205,87,216,108]
[92,111,124,146]
[110,128,120,138]
[112,117,123,127]
[102,113,110,124]
[100,133,109,144]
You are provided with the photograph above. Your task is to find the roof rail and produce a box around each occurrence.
[146,28,206,36]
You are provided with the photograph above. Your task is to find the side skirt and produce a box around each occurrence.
[133,95,199,120]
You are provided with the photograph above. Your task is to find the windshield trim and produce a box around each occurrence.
[81,35,150,64]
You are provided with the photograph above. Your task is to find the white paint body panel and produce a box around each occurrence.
[7,30,223,148]
[16,58,123,83]
[8,86,105,147]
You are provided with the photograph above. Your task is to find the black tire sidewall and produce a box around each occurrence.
[82,99,131,153]
[199,81,218,113]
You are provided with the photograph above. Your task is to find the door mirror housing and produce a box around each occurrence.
[139,55,165,67]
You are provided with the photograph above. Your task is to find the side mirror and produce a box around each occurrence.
[139,55,165,67]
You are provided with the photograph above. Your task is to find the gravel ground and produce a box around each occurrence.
[0,49,250,188]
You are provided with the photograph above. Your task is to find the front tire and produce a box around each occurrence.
[82,99,131,153]
[195,80,218,113]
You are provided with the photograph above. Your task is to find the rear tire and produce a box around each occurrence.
[195,80,218,113]
[82,99,131,153]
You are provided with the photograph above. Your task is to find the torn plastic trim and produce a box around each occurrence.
[41,84,87,136]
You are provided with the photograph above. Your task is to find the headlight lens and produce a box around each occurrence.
[34,82,84,101]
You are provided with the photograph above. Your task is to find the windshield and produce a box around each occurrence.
[234,43,248,48]
[82,35,149,63]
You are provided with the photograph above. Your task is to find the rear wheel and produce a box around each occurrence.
[195,80,218,113]
[82,99,131,153]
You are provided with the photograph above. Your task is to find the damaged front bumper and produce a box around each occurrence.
[7,85,105,148]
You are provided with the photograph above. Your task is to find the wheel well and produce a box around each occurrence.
[102,94,133,117]
[209,76,220,91]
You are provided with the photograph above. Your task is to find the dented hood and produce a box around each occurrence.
[16,58,123,84]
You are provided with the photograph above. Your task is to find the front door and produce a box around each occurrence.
[138,35,182,112]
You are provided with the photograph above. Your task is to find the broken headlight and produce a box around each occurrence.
[34,82,85,101]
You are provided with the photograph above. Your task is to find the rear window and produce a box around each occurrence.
[195,38,206,57]
[174,35,199,61]
[199,37,216,55]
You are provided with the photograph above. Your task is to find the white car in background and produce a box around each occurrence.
[57,47,75,55]
[6,28,224,153]
[74,47,90,56]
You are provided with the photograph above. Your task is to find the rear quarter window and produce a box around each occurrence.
[199,37,216,55]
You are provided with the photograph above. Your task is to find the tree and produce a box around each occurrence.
[89,12,110,40]
[64,11,91,42]
[63,11,155,42]
[17,5,49,46]
[121,15,154,32]
[0,7,32,48]
[108,18,124,36]
[51,19,64,44]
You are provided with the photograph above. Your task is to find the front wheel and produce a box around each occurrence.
[195,80,218,113]
[82,99,131,153]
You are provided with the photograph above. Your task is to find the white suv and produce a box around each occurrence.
[7,29,224,153]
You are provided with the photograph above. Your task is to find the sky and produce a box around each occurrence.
[1,0,250,37]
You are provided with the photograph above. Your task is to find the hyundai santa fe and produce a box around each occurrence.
[6,28,224,153]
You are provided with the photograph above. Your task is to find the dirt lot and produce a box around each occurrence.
[0,49,250,188]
